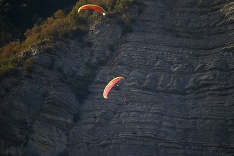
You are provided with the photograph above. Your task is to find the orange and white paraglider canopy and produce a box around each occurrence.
[103,77,124,99]
[78,4,106,16]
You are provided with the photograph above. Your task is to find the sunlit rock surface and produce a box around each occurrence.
[1,0,234,155]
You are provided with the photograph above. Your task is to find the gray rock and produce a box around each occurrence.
[1,0,234,155]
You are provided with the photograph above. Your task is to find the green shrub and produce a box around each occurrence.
[0,63,16,78]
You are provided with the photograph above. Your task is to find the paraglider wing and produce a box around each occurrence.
[78,4,106,16]
[103,77,124,99]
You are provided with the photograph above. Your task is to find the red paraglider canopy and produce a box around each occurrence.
[78,4,106,16]
[103,77,124,99]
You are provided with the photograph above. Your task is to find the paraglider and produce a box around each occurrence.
[78,4,106,16]
[103,77,124,99]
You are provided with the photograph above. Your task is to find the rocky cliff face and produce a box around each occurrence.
[1,0,234,155]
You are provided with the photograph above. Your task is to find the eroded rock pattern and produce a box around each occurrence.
[0,0,234,155]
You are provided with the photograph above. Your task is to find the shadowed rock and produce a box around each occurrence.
[0,0,234,155]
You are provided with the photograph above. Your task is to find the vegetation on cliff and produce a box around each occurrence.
[0,0,140,78]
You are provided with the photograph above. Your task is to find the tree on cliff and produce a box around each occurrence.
[0,0,77,47]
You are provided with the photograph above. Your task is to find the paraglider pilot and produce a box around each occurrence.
[123,99,129,105]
